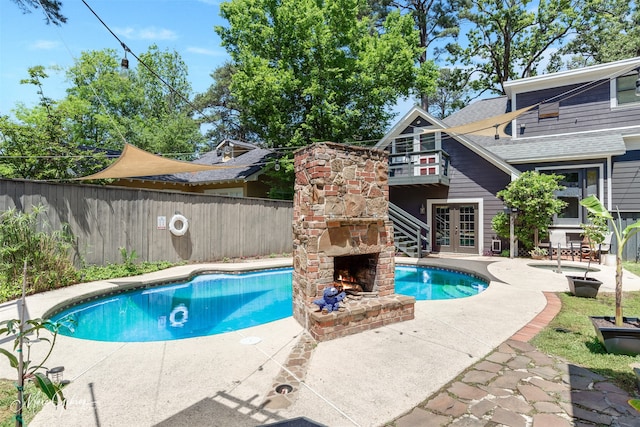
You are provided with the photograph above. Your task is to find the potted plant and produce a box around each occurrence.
[580,195,640,355]
[529,246,548,260]
[566,211,607,298]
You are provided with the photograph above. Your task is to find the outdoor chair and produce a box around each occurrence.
[547,230,581,261]
[595,232,613,263]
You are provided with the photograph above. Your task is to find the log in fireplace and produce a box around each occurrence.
[292,142,415,341]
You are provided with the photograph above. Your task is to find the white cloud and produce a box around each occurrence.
[186,46,225,56]
[114,26,178,41]
[29,40,60,50]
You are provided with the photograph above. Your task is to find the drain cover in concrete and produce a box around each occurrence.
[240,336,262,345]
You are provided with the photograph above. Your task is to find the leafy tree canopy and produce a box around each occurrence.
[192,63,260,145]
[0,67,109,180]
[216,0,430,148]
[555,0,640,66]
[64,46,205,159]
[0,45,206,180]
[492,170,567,250]
[448,0,578,96]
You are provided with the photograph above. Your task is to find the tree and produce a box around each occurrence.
[135,45,206,158]
[192,63,259,145]
[64,49,144,151]
[10,0,66,25]
[0,67,108,180]
[216,0,426,149]
[557,0,640,65]
[449,0,578,96]
[492,171,567,251]
[65,47,205,158]
[581,195,640,327]
[369,0,461,108]
[426,68,469,118]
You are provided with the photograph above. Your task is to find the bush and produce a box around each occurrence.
[493,171,566,251]
[0,206,78,300]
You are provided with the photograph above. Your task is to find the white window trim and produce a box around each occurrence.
[610,75,640,109]
[535,163,607,216]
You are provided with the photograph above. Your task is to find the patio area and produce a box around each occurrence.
[1,255,639,426]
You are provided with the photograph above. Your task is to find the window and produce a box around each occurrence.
[541,167,600,226]
[390,137,412,164]
[616,74,640,106]
[420,133,436,151]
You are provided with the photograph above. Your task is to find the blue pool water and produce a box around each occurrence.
[51,266,488,342]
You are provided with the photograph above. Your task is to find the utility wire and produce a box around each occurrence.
[81,0,216,125]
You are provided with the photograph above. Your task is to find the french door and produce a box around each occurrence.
[433,203,478,253]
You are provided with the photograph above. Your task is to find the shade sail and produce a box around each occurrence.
[75,143,238,180]
[421,104,538,138]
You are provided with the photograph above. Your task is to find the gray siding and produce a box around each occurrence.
[611,149,640,211]
[516,81,640,137]
[390,137,511,252]
[0,179,293,266]
[443,137,512,250]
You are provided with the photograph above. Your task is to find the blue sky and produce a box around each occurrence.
[0,0,415,122]
[0,0,230,116]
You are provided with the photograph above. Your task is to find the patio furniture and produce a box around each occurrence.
[546,230,581,261]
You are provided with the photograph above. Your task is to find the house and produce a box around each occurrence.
[111,139,278,198]
[376,56,640,259]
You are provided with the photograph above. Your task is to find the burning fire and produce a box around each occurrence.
[336,274,363,293]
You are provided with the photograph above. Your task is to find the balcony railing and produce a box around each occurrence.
[388,150,450,186]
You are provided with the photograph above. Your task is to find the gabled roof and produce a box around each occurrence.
[376,105,521,178]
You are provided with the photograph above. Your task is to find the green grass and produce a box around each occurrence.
[531,261,640,393]
[0,380,47,427]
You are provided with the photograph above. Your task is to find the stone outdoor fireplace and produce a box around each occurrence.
[292,142,415,341]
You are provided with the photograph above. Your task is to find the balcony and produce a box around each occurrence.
[388,150,450,186]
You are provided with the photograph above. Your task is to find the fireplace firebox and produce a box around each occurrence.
[334,254,377,295]
[292,142,415,341]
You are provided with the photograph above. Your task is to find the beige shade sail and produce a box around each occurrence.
[421,104,538,138]
[75,143,239,180]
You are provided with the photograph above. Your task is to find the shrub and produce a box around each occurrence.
[0,206,78,300]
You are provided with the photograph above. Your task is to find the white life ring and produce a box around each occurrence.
[169,304,189,328]
[169,214,189,236]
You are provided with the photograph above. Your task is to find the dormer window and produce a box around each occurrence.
[615,74,640,106]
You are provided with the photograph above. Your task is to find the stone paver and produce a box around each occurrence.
[388,338,640,426]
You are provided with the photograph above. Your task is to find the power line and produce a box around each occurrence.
[81,0,216,124]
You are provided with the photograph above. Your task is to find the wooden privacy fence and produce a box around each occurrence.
[0,179,294,266]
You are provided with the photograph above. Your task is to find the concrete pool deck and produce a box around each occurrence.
[1,256,639,426]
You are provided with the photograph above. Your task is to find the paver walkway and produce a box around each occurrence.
[389,293,640,427]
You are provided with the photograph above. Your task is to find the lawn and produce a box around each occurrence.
[0,381,46,427]
[531,261,640,393]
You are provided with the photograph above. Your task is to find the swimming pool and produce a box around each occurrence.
[51,265,488,342]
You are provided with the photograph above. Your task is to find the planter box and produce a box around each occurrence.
[590,316,640,356]
[567,276,602,298]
